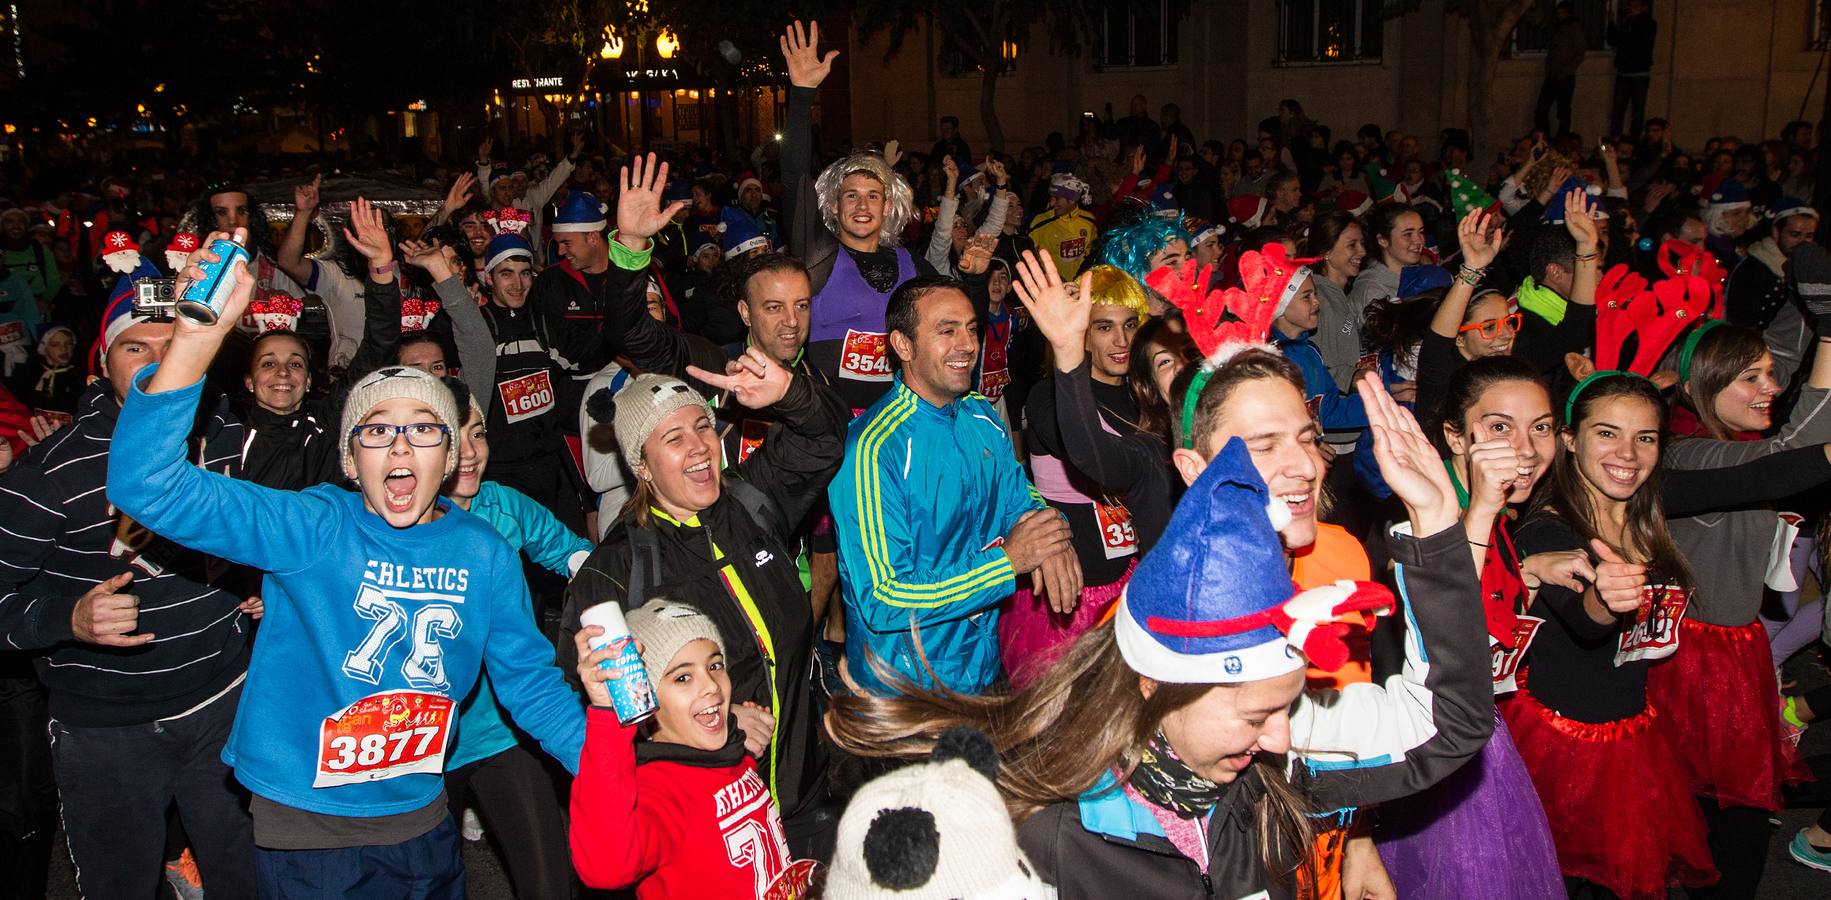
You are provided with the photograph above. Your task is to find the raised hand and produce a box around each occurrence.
[1590,539,1649,615]
[1456,208,1505,270]
[398,239,454,282]
[1011,248,1093,364]
[686,346,792,410]
[942,155,960,196]
[1358,372,1457,537]
[294,174,321,216]
[780,20,839,89]
[957,237,994,275]
[616,152,686,248]
[477,137,494,165]
[1535,166,1570,205]
[1464,439,1525,521]
[883,139,902,169]
[442,172,476,214]
[343,197,395,270]
[985,157,1009,187]
[1564,190,1600,253]
[570,131,586,160]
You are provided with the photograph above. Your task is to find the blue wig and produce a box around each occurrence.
[1096,216,1195,286]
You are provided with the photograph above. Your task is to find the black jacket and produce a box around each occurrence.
[1018,523,1492,900]
[561,370,846,821]
[0,381,252,726]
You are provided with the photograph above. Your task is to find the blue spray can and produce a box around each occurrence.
[175,237,251,325]
[578,602,659,725]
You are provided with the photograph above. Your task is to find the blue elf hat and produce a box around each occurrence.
[1397,264,1453,300]
[483,233,533,272]
[719,208,769,258]
[1542,176,1603,224]
[1113,438,1394,683]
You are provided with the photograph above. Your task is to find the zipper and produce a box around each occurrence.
[1201,873,1214,898]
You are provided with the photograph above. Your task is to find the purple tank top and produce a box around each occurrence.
[809,245,918,386]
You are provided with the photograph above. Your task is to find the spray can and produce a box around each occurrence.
[577,602,658,726]
[174,236,252,325]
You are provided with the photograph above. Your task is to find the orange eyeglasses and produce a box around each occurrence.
[1458,312,1523,340]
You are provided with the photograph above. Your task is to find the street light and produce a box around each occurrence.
[656,29,678,60]
[600,26,623,60]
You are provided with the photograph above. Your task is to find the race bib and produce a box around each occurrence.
[497,370,555,424]
[765,860,817,900]
[979,367,1010,399]
[1614,584,1689,667]
[0,321,23,346]
[735,417,770,464]
[1490,616,1543,695]
[1095,498,1138,559]
[1058,236,1087,260]
[314,690,454,787]
[838,329,891,382]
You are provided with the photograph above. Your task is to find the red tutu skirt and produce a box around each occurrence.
[1500,682,1717,900]
[1645,618,1813,811]
[998,560,1136,691]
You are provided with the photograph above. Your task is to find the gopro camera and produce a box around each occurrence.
[133,277,180,318]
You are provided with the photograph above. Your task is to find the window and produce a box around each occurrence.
[1511,0,1618,55]
[1277,0,1384,65]
[939,35,1020,79]
[1096,0,1179,69]
[1814,0,1831,51]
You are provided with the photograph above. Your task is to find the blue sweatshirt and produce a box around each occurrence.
[450,481,591,770]
[108,367,586,818]
[829,376,1047,694]
[1274,327,1368,432]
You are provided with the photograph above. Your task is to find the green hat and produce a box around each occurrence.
[1444,169,1498,219]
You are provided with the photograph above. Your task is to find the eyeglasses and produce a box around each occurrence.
[1458,313,1523,340]
[349,423,451,449]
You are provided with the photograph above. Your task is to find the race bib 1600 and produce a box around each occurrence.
[497,371,555,424]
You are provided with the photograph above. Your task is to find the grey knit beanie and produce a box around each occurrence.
[613,373,711,467]
[339,365,461,477]
[625,600,725,677]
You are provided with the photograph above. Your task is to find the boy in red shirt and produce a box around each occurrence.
[570,601,814,898]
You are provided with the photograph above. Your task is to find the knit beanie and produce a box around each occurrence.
[339,365,461,477]
[613,373,710,467]
[625,600,724,677]
[826,727,1053,900]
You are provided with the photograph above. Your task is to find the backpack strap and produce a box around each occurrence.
[724,477,789,542]
[624,526,663,609]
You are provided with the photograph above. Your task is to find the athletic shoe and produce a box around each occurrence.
[461,807,485,842]
[1782,696,1809,748]
[163,848,205,900]
[1791,831,1831,874]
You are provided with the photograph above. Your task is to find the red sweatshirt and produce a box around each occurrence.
[569,707,814,899]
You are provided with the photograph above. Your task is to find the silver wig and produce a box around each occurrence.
[814,152,915,247]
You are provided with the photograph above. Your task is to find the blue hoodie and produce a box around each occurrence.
[108,368,585,818]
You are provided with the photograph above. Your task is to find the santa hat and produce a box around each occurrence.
[1048,173,1089,204]
[1442,169,1499,219]
[551,192,609,233]
[483,233,533,272]
[98,256,172,358]
[1362,161,1399,206]
[1542,176,1606,224]
[1227,195,1268,229]
[719,208,769,258]
[1707,179,1751,211]
[736,174,766,197]
[826,728,1045,900]
[1335,190,1372,217]
[1115,437,1394,682]
[1184,216,1225,247]
[1770,196,1818,224]
[1148,181,1181,219]
[100,231,143,275]
[163,232,201,273]
[485,206,532,236]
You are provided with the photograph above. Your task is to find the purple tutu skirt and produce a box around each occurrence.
[1374,710,1564,900]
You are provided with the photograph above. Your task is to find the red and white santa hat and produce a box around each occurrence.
[1227,195,1269,230]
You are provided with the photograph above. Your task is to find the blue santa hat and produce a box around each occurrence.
[1113,438,1395,683]
[1542,176,1606,224]
[483,233,534,272]
[1708,179,1751,209]
[720,208,770,258]
[1148,180,1181,219]
[551,191,609,233]
[1397,264,1454,300]
[1770,196,1819,224]
[662,178,693,205]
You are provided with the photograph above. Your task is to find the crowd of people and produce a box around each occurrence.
[3,12,1831,900]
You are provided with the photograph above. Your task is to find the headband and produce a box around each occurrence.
[1564,370,1655,423]
[1677,318,1726,384]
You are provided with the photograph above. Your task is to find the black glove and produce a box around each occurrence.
[1788,243,1831,336]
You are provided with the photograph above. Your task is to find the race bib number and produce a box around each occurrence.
[1058,236,1087,260]
[979,367,1010,399]
[0,321,23,346]
[1490,616,1543,695]
[314,690,454,788]
[765,861,817,900]
[1095,498,1138,559]
[497,370,555,424]
[735,417,770,464]
[1614,584,1689,667]
[839,329,891,382]
[1354,352,1379,373]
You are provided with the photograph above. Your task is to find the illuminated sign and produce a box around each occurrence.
[509,76,567,90]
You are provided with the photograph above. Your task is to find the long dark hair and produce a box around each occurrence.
[1127,318,1194,441]
[1433,354,1544,457]
[824,626,1318,886]
[1361,204,1419,267]
[1302,210,1358,260]
[1526,374,1693,588]
[1674,323,1768,439]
